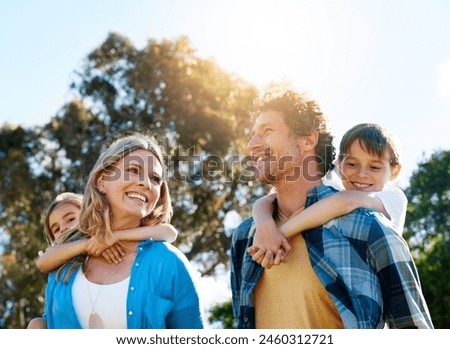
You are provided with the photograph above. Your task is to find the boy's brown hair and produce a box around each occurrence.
[339,123,401,169]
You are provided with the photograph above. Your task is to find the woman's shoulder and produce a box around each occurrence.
[142,241,190,264]
[140,241,199,279]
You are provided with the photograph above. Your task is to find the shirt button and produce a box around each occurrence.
[243,317,248,322]
[128,311,133,316]
[135,262,139,267]
[130,286,135,291]
[139,247,143,251]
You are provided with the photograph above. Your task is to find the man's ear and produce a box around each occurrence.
[298,130,319,152]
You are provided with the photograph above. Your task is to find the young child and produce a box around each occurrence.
[248,123,407,268]
[27,192,177,328]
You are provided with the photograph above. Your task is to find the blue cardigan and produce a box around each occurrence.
[45,240,204,329]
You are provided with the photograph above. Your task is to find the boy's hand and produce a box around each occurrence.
[249,219,291,257]
[247,220,292,269]
[250,191,291,268]
[248,246,288,269]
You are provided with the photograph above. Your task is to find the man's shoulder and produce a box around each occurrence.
[330,208,398,240]
[232,217,255,242]
[307,184,339,203]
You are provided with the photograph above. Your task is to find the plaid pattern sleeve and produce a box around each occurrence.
[304,186,434,329]
[230,217,263,328]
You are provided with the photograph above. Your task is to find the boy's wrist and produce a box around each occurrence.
[254,217,278,231]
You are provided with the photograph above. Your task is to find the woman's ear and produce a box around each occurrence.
[298,130,319,152]
[96,174,106,194]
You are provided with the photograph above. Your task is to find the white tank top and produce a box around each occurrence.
[72,268,130,328]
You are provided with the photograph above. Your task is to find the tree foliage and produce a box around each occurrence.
[0,33,258,328]
[208,299,236,329]
[403,150,450,329]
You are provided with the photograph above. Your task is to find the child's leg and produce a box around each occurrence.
[27,317,47,329]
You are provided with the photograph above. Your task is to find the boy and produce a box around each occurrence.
[248,123,407,268]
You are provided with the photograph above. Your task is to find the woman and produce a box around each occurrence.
[44,134,204,329]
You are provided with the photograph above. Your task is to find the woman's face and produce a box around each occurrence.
[98,149,164,229]
[48,203,81,244]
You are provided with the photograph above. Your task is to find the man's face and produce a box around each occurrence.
[247,110,302,184]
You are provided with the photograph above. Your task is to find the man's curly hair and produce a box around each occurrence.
[254,88,335,176]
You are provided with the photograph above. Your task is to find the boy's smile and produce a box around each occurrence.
[339,140,396,192]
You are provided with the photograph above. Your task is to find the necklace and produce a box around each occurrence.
[85,262,121,329]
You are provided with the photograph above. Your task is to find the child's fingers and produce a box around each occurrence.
[251,248,266,262]
[247,246,258,256]
[261,250,274,269]
[109,247,123,263]
[280,238,292,255]
[108,245,125,261]
[101,248,121,264]
[273,249,284,265]
[113,244,125,257]
[100,250,114,264]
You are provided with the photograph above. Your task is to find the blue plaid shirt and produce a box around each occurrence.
[230,185,433,329]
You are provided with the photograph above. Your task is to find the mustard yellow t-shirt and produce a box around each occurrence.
[254,208,344,329]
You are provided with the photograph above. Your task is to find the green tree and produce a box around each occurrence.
[0,33,258,328]
[0,125,55,328]
[208,299,236,329]
[403,150,450,329]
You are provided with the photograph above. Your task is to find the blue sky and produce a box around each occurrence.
[1,0,450,187]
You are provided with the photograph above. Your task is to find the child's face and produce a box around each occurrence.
[49,203,80,244]
[338,140,397,192]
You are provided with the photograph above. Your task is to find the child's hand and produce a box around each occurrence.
[250,219,291,254]
[85,235,109,256]
[248,246,287,269]
[247,221,291,269]
[100,244,125,264]
[254,223,291,255]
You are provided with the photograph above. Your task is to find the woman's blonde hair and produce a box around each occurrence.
[43,192,83,244]
[57,134,172,282]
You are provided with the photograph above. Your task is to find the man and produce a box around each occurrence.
[230,88,433,329]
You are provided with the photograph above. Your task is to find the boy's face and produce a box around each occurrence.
[338,140,396,192]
